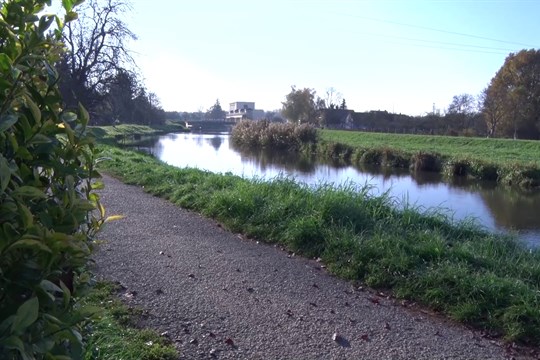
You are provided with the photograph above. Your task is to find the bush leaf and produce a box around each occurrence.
[0,154,10,192]
[12,297,39,334]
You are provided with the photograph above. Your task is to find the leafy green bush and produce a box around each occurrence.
[0,1,103,358]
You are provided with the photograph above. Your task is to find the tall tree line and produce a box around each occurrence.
[280,49,540,140]
[482,49,540,139]
[57,0,165,126]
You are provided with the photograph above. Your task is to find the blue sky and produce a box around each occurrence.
[125,0,540,115]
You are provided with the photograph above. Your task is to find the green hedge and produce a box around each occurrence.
[0,1,103,358]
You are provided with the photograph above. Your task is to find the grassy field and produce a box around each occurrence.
[320,130,540,166]
[96,144,540,345]
[314,130,540,187]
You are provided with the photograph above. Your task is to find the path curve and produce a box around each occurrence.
[93,174,531,359]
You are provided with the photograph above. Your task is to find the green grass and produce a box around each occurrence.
[82,281,178,360]
[97,144,540,345]
[316,130,540,187]
[90,123,188,144]
[320,130,540,166]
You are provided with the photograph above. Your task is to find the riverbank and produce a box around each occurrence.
[94,173,535,359]
[318,130,540,187]
[97,144,540,346]
[90,123,188,145]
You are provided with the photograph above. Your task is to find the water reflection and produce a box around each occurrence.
[207,136,223,151]
[132,133,540,246]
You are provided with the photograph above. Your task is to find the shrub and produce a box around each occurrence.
[410,152,441,172]
[444,159,471,177]
[231,120,318,151]
[0,1,103,358]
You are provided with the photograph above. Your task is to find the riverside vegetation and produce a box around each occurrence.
[319,130,540,187]
[96,137,540,346]
[232,120,540,187]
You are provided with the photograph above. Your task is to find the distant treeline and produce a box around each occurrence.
[320,109,486,137]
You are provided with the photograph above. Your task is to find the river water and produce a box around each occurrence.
[135,132,540,247]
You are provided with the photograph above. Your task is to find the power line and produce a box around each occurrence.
[369,38,510,55]
[333,13,539,48]
[356,32,516,53]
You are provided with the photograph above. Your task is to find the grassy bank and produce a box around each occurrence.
[90,123,188,145]
[97,144,540,345]
[83,282,178,359]
[319,130,540,187]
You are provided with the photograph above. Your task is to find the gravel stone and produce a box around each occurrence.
[93,174,534,359]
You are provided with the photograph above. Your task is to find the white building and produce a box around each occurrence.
[226,102,265,121]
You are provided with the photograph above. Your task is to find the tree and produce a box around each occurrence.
[207,99,225,120]
[131,88,166,125]
[281,86,318,124]
[324,87,342,109]
[59,0,137,123]
[483,49,540,139]
[480,87,504,137]
[447,94,476,116]
[446,93,479,134]
[103,69,138,123]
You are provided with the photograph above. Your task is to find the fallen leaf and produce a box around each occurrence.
[225,338,235,346]
[384,322,391,330]
[286,309,293,317]
[309,302,317,307]
[188,273,195,278]
[189,338,198,345]
[155,289,164,295]
[360,334,369,341]
[312,283,319,289]
[370,297,380,305]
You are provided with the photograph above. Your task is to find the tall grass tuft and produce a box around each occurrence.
[410,152,441,172]
[231,120,317,151]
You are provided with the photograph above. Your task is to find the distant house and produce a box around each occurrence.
[320,109,355,129]
[226,102,265,122]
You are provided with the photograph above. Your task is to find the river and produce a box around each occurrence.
[133,132,540,247]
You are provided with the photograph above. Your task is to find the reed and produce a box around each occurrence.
[230,120,317,151]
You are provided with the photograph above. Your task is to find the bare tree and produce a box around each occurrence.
[59,0,136,115]
[324,87,343,109]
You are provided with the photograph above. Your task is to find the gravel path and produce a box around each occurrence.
[93,174,533,360]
